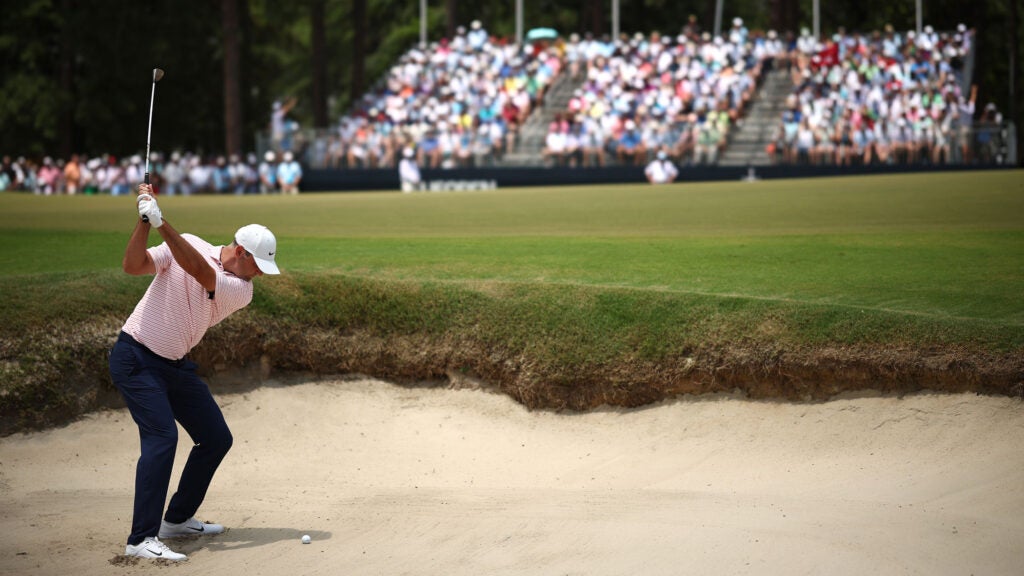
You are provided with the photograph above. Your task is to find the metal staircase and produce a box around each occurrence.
[718,66,792,167]
[496,72,585,167]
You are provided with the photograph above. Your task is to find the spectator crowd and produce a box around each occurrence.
[540,17,775,168]
[768,24,1007,166]
[0,151,302,195]
[5,19,1012,192]
[304,20,562,171]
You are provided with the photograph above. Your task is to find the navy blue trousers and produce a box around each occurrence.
[109,332,233,546]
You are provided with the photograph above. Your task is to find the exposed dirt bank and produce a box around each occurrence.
[1,316,1022,436]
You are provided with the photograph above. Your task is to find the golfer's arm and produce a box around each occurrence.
[123,219,156,275]
[155,221,217,293]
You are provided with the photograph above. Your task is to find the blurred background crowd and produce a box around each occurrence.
[269,19,1012,172]
[2,0,1017,194]
[0,151,302,195]
[766,24,1008,166]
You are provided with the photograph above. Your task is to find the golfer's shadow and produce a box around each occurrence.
[175,527,332,553]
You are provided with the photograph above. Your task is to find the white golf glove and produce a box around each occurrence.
[137,193,164,228]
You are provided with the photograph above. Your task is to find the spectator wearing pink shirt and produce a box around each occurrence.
[37,157,62,195]
[110,183,280,562]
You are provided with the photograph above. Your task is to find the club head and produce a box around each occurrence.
[153,68,165,83]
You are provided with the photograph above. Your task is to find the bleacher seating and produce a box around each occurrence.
[767,24,985,166]
[539,22,768,168]
[297,20,1010,171]
[322,21,560,170]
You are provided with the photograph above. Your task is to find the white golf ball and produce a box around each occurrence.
[302,534,311,544]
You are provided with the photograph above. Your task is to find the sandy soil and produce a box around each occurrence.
[1,377,1022,576]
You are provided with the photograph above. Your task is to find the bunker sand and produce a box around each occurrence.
[1,379,1022,575]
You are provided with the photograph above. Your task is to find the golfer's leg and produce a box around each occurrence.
[164,362,233,523]
[109,340,178,546]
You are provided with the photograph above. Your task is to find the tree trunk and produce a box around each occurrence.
[239,0,254,151]
[445,0,456,39]
[1010,0,1020,165]
[58,0,75,157]
[704,0,716,38]
[222,0,242,157]
[589,0,603,36]
[350,0,367,105]
[311,0,328,128]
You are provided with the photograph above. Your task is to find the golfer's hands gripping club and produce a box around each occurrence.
[137,181,152,224]
[136,184,163,228]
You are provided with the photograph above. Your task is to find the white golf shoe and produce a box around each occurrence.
[159,516,225,538]
[125,537,187,561]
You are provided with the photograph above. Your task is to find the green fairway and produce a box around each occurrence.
[2,170,1022,238]
[2,169,1024,429]
[2,170,1022,328]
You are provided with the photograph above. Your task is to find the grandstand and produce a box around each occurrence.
[717,65,791,166]
[499,73,582,167]
[267,21,1015,180]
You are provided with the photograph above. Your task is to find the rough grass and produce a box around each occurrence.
[2,271,1020,435]
[1,170,1023,434]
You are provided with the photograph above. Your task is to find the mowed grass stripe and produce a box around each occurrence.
[1,170,1022,237]
[278,231,1024,325]
[1,170,1021,332]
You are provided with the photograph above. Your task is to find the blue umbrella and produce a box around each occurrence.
[525,27,559,41]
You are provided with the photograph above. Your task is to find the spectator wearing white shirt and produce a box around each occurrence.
[543,121,568,167]
[277,151,302,195]
[258,151,278,194]
[81,158,99,194]
[125,155,144,190]
[468,20,488,52]
[271,97,297,153]
[227,154,247,195]
[728,17,748,46]
[187,156,211,194]
[398,147,422,192]
[160,153,185,196]
[644,151,678,184]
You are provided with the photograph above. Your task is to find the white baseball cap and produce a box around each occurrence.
[235,224,280,275]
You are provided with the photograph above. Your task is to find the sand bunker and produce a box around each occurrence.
[1,378,1022,575]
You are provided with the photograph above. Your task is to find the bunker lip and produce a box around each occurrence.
[2,318,1021,436]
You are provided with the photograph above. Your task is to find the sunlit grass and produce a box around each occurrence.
[2,170,1022,349]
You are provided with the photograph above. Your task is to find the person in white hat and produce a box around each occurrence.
[468,19,488,51]
[729,17,747,45]
[110,183,280,562]
[258,150,278,194]
[644,150,679,184]
[398,146,422,192]
[276,150,302,195]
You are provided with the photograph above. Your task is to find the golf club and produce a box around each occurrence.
[142,68,164,222]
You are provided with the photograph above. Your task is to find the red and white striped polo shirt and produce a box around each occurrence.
[122,234,253,360]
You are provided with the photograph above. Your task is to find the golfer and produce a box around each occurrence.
[110,183,280,561]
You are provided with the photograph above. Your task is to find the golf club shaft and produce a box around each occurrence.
[144,80,156,185]
[143,74,158,222]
